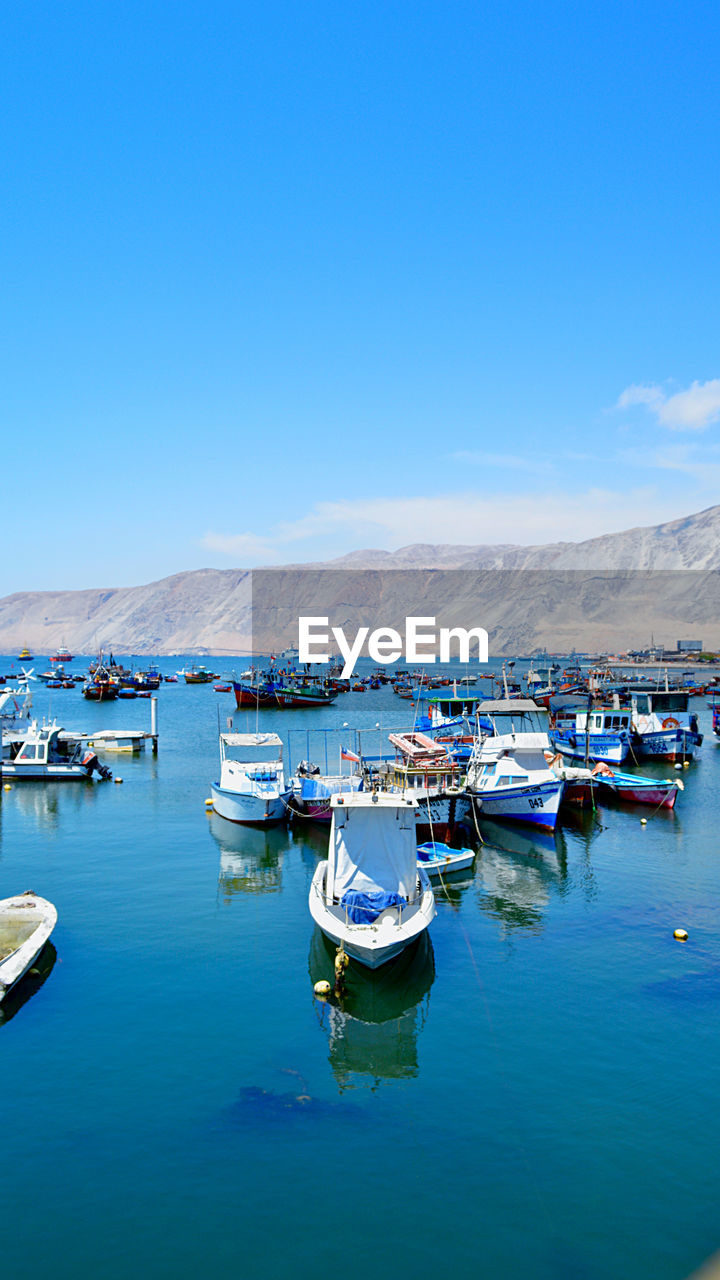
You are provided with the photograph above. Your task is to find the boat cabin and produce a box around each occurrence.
[387,731,461,791]
[219,732,284,782]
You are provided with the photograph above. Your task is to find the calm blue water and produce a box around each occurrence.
[1,656,719,1280]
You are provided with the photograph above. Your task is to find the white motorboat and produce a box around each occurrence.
[0,892,57,1003]
[211,731,292,824]
[309,792,436,969]
[2,720,112,780]
[463,700,564,831]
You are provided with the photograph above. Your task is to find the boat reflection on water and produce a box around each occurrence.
[308,928,435,1091]
[474,818,569,935]
[207,811,287,899]
[2,779,100,833]
[0,942,57,1027]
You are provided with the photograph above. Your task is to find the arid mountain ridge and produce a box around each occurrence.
[2,505,719,656]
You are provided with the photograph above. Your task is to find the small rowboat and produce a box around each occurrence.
[0,892,57,1003]
[214,683,232,692]
[417,841,476,878]
[592,763,683,809]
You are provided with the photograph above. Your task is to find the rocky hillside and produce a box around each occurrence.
[1,506,718,655]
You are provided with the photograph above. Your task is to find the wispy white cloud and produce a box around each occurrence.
[615,377,720,430]
[616,384,666,411]
[451,451,555,474]
[621,441,720,485]
[202,487,682,564]
[201,531,280,561]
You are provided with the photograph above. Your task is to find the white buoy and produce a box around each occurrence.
[314,980,332,996]
[114,777,123,784]
[673,928,688,941]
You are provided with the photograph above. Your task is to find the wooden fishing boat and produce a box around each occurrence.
[590,762,683,809]
[272,683,337,708]
[184,666,215,684]
[0,893,57,1003]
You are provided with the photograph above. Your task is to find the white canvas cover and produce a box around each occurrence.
[327,798,418,903]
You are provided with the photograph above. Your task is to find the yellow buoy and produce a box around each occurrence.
[3,783,11,791]
[673,928,688,941]
[204,798,214,807]
[314,980,332,997]
[683,760,690,767]
[114,777,123,784]
[640,817,647,825]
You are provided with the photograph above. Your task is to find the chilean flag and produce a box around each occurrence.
[341,746,360,763]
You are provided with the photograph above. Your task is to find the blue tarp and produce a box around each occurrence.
[340,889,407,924]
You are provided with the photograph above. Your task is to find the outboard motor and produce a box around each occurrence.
[80,748,112,781]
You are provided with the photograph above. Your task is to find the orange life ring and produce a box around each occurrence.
[662,716,680,729]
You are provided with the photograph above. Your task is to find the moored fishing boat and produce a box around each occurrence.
[50,645,73,663]
[630,689,702,761]
[463,700,565,831]
[590,762,683,809]
[83,656,119,701]
[387,731,465,840]
[273,682,337,708]
[211,731,291,824]
[292,761,364,822]
[184,665,215,684]
[309,793,436,969]
[549,705,632,765]
[0,893,57,1003]
[2,721,113,780]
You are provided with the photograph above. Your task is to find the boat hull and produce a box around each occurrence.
[462,779,564,831]
[309,862,435,969]
[2,762,94,780]
[550,731,629,766]
[631,729,702,761]
[0,893,57,1001]
[211,782,289,825]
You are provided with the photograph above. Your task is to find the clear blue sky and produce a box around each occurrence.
[4,0,720,592]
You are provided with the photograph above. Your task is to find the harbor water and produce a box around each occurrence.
[1,657,719,1279]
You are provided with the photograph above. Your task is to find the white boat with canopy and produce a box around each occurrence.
[211,731,291,824]
[309,792,436,969]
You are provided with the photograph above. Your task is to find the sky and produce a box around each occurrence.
[4,0,720,593]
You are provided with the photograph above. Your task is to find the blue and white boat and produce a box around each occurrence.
[463,700,565,831]
[630,689,703,762]
[549,705,632,765]
[211,732,291,825]
[416,841,475,878]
